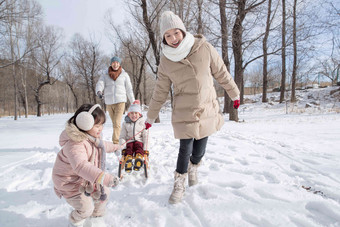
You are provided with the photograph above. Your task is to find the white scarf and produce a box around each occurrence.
[162,32,195,62]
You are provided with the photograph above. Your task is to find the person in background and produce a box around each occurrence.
[145,11,240,204]
[119,100,149,172]
[96,56,135,144]
[52,104,121,227]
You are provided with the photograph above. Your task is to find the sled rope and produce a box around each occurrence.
[146,129,149,150]
[120,128,146,147]
[115,128,147,162]
[116,127,151,158]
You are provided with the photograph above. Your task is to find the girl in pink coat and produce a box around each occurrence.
[52,104,121,227]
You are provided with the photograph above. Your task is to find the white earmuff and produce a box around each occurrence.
[76,104,101,131]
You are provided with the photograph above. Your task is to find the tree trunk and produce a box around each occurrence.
[140,0,161,123]
[262,0,272,103]
[11,46,18,120]
[12,62,18,120]
[219,0,236,119]
[7,5,18,120]
[23,69,28,118]
[35,89,42,117]
[280,0,286,103]
[35,82,48,117]
[67,84,79,108]
[291,0,297,102]
[196,0,203,34]
[141,0,160,68]
[231,0,247,122]
[143,69,147,105]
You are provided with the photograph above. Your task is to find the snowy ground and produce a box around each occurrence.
[0,87,340,227]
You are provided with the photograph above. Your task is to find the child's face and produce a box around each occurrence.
[164,28,184,48]
[128,112,140,122]
[87,123,104,138]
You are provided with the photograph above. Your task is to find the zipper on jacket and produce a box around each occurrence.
[132,121,136,141]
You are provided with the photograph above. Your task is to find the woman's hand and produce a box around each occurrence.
[145,122,152,130]
[233,100,240,109]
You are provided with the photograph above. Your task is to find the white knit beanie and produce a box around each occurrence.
[160,11,186,38]
[128,100,142,115]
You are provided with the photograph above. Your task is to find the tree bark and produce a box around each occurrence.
[197,0,203,34]
[262,0,272,103]
[140,0,162,123]
[291,0,297,102]
[141,0,160,69]
[219,0,236,120]
[231,0,248,122]
[280,0,286,103]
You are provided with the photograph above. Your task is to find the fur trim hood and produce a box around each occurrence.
[59,122,88,146]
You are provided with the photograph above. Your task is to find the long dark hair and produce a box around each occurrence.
[68,104,106,131]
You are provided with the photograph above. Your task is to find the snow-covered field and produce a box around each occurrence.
[0,87,340,227]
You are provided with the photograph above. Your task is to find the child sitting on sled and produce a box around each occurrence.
[52,104,121,227]
[119,100,149,172]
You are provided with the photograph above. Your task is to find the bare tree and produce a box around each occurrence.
[19,3,41,118]
[262,0,273,103]
[69,33,106,104]
[279,0,286,103]
[140,0,165,72]
[105,10,151,102]
[60,60,79,108]
[3,0,41,119]
[231,0,266,121]
[32,24,64,116]
[317,57,340,85]
[218,0,236,119]
[128,0,168,122]
[0,0,41,69]
[196,0,204,34]
[290,0,298,102]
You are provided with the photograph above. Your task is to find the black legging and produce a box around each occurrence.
[176,137,208,174]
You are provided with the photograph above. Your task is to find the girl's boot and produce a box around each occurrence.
[168,171,187,204]
[84,216,106,227]
[68,219,85,227]
[188,160,201,187]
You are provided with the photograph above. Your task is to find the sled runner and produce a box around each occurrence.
[118,150,149,178]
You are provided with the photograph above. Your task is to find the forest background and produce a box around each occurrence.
[0,0,339,121]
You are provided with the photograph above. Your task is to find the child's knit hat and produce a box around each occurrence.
[160,11,186,38]
[128,100,142,115]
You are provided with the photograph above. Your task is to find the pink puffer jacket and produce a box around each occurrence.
[52,123,119,199]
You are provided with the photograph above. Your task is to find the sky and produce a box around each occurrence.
[0,87,340,226]
[36,0,127,55]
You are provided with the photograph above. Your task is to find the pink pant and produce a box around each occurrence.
[65,186,111,223]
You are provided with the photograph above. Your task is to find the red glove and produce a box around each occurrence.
[145,122,152,130]
[233,100,240,109]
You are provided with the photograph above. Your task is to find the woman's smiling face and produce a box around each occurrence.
[164,28,184,48]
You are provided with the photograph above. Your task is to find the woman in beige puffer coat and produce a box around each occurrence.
[145,11,240,204]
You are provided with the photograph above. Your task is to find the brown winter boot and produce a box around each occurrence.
[168,171,187,204]
[188,160,201,187]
